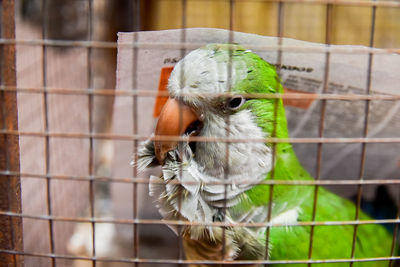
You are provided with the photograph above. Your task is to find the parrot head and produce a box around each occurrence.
[138,43,294,239]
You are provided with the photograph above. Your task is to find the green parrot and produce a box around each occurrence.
[138,44,396,266]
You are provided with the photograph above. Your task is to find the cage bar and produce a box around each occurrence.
[131,1,141,265]
[86,0,96,266]
[307,3,332,264]
[2,39,400,54]
[40,0,56,266]
[264,0,286,261]
[2,171,400,187]
[349,2,377,264]
[177,0,188,263]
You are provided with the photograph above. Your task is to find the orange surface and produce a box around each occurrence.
[283,88,317,109]
[153,66,174,118]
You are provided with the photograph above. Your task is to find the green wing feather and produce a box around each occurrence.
[269,187,394,267]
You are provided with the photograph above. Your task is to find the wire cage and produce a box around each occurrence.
[1,0,400,266]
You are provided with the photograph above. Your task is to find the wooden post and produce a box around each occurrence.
[0,0,24,266]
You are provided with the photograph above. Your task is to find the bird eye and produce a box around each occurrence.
[226,95,245,110]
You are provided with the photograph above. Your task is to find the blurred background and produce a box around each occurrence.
[1,0,399,266]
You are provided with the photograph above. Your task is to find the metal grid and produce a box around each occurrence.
[1,0,400,266]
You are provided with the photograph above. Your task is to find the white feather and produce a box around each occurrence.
[270,207,301,226]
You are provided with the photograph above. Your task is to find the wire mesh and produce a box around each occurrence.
[1,0,400,266]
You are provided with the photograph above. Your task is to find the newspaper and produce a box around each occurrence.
[115,28,400,199]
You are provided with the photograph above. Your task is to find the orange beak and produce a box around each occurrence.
[154,98,200,164]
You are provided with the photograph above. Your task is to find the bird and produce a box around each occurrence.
[137,44,396,266]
